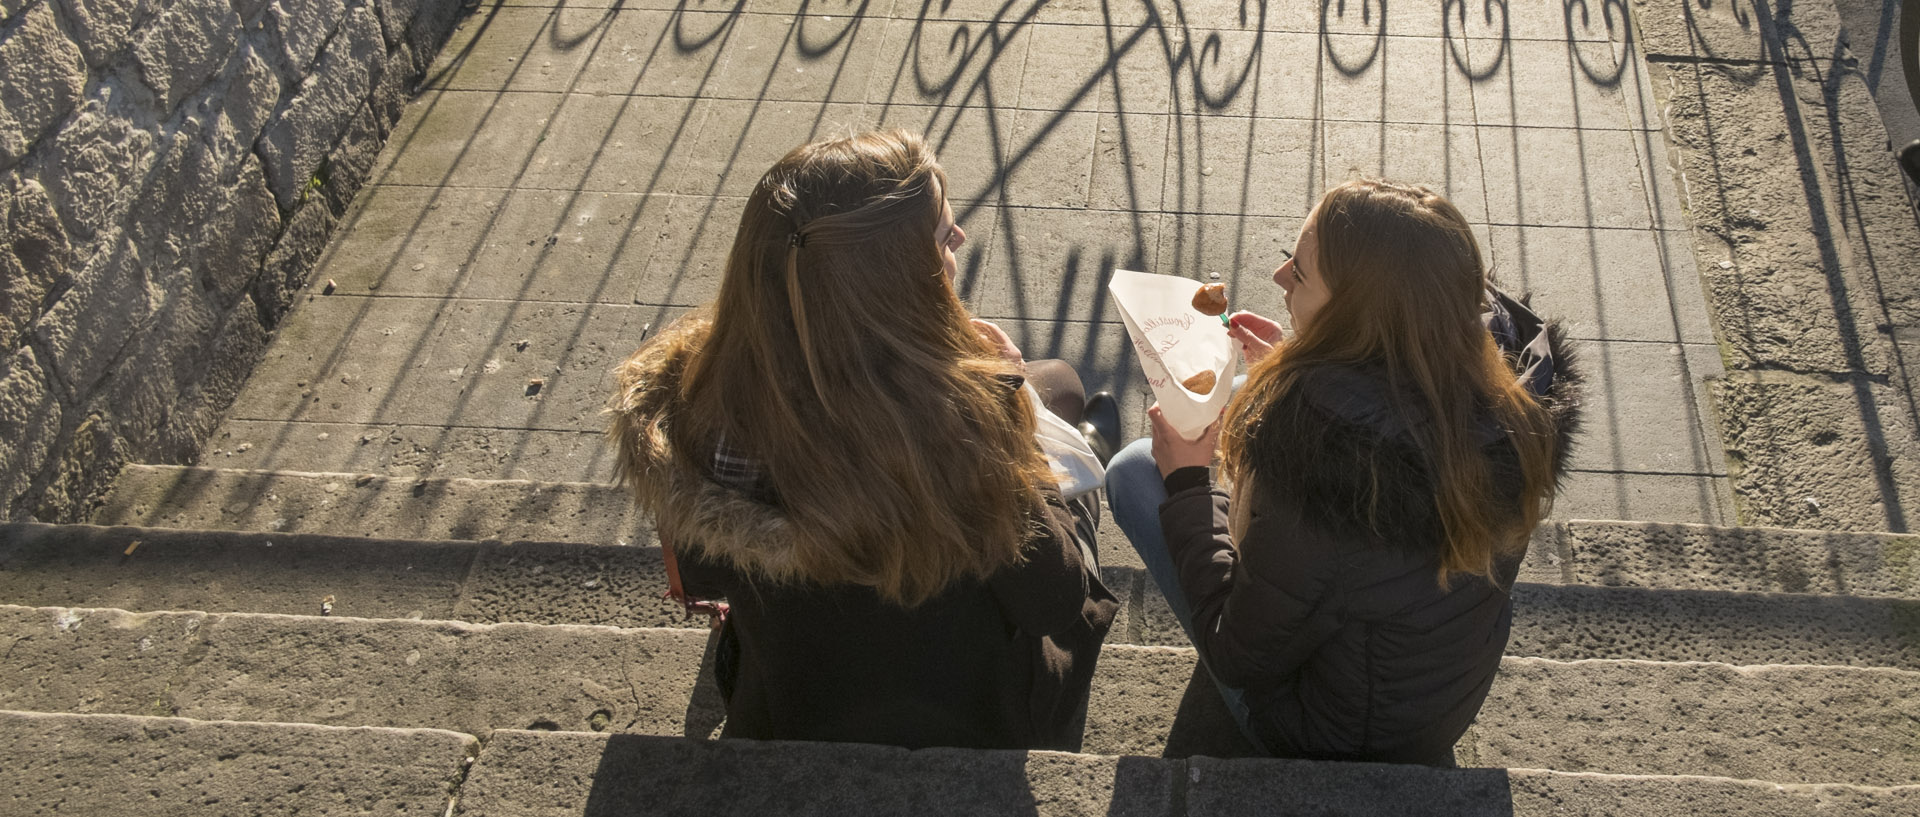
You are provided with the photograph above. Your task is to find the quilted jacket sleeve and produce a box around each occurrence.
[1159,481,1348,689]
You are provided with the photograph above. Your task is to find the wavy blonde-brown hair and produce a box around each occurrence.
[612,130,1054,607]
[1220,179,1561,585]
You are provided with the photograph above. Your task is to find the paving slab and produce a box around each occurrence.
[1323,120,1489,222]
[969,206,1163,323]
[222,295,666,432]
[429,5,613,93]
[1090,109,1172,210]
[1484,226,1715,345]
[1015,21,1145,115]
[1566,340,1726,475]
[519,94,711,194]
[1159,29,1319,121]
[1480,124,1671,230]
[457,190,675,304]
[1555,470,1733,525]
[864,15,1032,111]
[456,730,1174,817]
[681,99,875,197]
[1468,36,1650,131]
[704,12,891,104]
[568,9,735,97]
[372,90,572,189]
[1166,113,1324,216]
[0,711,473,817]
[1630,0,1845,66]
[313,185,509,298]
[1318,34,1479,126]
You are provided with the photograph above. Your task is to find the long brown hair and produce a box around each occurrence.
[1220,179,1560,585]
[620,130,1053,607]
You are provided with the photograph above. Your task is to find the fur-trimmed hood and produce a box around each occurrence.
[606,318,809,583]
[1239,290,1583,548]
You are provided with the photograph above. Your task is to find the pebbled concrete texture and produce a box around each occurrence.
[20,519,1920,668]
[0,522,485,621]
[3,602,1919,786]
[0,604,716,737]
[1559,519,1920,597]
[1633,0,1920,532]
[1187,759,1920,816]
[1465,658,1920,788]
[1088,646,1920,787]
[0,710,473,817]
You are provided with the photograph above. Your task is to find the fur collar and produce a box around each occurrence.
[1240,315,1583,550]
[606,319,807,583]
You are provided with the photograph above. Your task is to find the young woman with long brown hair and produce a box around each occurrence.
[607,130,1118,750]
[1105,179,1581,765]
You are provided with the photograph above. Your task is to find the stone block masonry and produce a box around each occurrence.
[1633,0,1920,532]
[0,0,466,521]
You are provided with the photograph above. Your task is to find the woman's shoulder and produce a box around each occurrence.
[1243,365,1441,545]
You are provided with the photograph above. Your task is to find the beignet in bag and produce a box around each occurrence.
[1109,270,1237,439]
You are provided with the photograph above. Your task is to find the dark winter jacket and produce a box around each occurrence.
[608,332,1118,752]
[1159,290,1581,765]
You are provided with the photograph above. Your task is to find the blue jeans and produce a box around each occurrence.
[1106,434,1271,755]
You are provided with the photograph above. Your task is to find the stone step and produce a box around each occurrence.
[6,522,1918,669]
[0,710,475,816]
[9,712,1916,817]
[2,604,1915,788]
[95,465,1920,596]
[463,729,1920,817]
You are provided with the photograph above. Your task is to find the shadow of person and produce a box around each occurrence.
[579,734,1052,816]
[1161,660,1262,759]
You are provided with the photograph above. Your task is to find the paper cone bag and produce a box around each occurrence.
[1109,269,1238,439]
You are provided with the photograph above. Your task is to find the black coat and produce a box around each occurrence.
[678,488,1117,752]
[1159,294,1581,765]
[606,326,1117,752]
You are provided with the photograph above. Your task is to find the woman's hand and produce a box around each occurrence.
[1148,403,1221,478]
[971,319,1024,365]
[1227,311,1285,365]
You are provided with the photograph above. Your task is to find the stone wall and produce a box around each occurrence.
[0,0,462,521]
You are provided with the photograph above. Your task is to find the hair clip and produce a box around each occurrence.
[789,232,807,248]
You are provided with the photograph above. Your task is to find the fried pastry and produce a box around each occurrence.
[1182,369,1217,395]
[1191,283,1228,316]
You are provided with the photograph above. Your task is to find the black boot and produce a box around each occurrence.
[1078,391,1121,467]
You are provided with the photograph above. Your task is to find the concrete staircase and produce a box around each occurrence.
[8,0,1920,810]
[1,464,1917,813]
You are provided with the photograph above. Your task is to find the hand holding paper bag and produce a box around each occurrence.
[1109,270,1238,439]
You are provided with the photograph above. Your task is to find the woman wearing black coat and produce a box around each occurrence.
[1105,179,1581,765]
